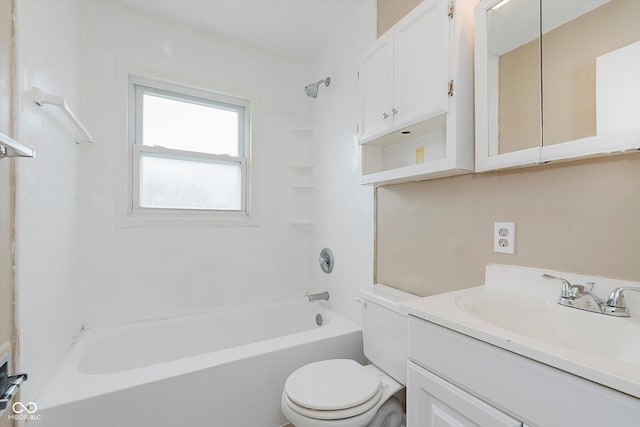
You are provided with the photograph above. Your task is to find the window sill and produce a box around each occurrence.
[115,211,258,228]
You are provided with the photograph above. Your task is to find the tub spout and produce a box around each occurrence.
[308,291,329,302]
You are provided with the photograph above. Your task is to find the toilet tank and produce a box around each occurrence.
[361,284,418,385]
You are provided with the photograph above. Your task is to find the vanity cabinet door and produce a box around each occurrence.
[393,0,450,129]
[358,32,394,142]
[407,361,522,427]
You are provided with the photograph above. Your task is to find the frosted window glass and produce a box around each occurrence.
[142,93,240,156]
[139,154,242,211]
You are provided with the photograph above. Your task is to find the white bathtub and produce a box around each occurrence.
[35,298,364,427]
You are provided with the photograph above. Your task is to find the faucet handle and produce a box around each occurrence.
[542,274,573,298]
[607,287,640,308]
[602,287,640,317]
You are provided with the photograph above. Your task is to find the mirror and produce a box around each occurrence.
[541,0,640,146]
[476,0,640,171]
[485,0,541,157]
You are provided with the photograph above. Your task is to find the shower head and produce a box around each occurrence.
[304,77,331,98]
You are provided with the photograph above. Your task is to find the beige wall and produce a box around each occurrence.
[498,39,540,153]
[376,152,640,297]
[377,0,422,36]
[543,0,640,146]
[499,0,640,151]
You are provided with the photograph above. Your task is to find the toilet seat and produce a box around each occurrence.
[281,364,404,427]
[283,385,382,420]
[285,359,382,411]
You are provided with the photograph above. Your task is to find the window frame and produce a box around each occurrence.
[128,76,252,221]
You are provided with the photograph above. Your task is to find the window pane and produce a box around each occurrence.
[139,154,242,211]
[142,92,240,156]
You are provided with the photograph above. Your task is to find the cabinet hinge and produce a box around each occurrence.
[448,80,454,97]
[357,70,360,79]
[448,1,454,19]
[356,123,360,133]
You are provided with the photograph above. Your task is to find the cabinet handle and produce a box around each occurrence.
[391,108,398,115]
[382,112,389,119]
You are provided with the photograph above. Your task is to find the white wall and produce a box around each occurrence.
[78,2,311,325]
[307,2,377,323]
[14,0,83,401]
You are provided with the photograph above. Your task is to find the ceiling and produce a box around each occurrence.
[116,0,370,63]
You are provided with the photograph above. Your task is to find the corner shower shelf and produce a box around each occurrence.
[289,164,315,170]
[289,220,315,229]
[291,185,315,191]
[288,126,315,229]
[290,127,316,137]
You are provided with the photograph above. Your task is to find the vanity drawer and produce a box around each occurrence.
[407,315,640,427]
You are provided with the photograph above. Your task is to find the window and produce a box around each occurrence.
[129,78,250,219]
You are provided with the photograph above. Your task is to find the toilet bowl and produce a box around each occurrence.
[281,284,417,427]
[281,360,403,427]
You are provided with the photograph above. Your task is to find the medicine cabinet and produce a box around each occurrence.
[475,0,640,172]
[358,0,476,186]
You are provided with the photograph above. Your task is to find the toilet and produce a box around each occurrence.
[281,284,417,427]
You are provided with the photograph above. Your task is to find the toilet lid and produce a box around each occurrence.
[284,359,382,411]
[284,385,382,420]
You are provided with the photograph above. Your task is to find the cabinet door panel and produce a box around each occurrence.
[407,362,521,427]
[394,0,450,128]
[359,32,394,141]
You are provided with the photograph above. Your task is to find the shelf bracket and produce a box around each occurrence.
[33,87,94,144]
[0,132,35,159]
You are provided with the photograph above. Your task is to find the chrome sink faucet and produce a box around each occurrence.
[543,274,640,317]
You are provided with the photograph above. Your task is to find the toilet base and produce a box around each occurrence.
[368,397,403,427]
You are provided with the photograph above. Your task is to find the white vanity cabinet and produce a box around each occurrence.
[406,315,640,427]
[407,362,521,427]
[358,0,476,186]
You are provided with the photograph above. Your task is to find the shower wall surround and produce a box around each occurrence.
[14,0,84,403]
[79,1,311,325]
[306,2,377,323]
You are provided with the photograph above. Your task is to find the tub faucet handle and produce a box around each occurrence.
[308,291,330,302]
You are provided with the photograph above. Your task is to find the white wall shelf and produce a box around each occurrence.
[0,131,35,158]
[361,158,470,186]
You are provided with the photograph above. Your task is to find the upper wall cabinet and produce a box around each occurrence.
[358,0,477,186]
[475,0,640,172]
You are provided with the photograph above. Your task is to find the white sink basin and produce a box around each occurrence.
[455,293,640,365]
[401,264,640,399]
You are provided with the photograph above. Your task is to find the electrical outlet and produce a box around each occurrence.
[494,222,515,254]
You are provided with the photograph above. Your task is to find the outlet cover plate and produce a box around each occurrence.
[494,222,515,254]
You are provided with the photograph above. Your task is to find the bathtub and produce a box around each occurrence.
[35,298,364,427]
